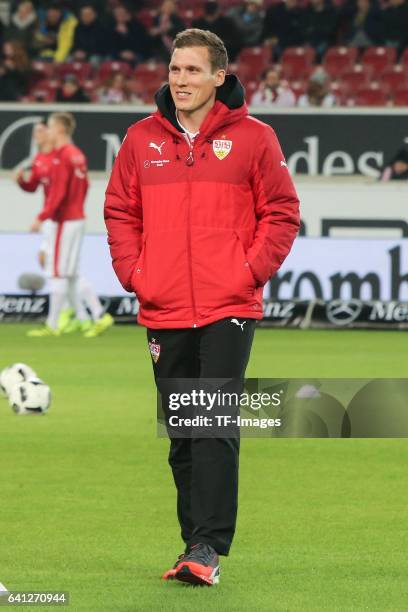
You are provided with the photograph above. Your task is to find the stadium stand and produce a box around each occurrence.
[0,0,407,107]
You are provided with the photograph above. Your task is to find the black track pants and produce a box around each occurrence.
[147,317,256,556]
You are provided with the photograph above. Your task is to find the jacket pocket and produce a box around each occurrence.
[131,239,146,299]
[233,231,257,288]
[135,230,190,310]
[194,227,256,311]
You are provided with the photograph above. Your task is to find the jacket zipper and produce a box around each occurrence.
[183,133,198,328]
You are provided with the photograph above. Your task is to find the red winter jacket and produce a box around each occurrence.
[105,75,300,329]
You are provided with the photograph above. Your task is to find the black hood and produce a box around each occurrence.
[154,74,246,133]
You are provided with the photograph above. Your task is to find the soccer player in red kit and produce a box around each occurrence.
[17,120,113,337]
[27,112,113,337]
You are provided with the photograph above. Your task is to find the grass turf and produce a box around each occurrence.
[0,324,407,611]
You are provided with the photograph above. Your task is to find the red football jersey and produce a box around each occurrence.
[18,150,55,201]
[38,143,89,222]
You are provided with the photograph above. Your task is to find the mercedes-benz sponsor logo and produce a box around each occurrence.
[326,299,363,326]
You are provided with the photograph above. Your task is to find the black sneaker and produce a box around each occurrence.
[175,543,220,586]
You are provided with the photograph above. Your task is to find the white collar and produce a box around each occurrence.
[176,111,200,141]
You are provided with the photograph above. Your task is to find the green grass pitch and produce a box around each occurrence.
[1,324,407,611]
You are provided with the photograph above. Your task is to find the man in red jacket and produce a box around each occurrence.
[105,29,300,585]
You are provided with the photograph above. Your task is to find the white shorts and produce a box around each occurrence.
[43,219,85,278]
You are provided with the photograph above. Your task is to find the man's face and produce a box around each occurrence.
[18,1,33,19]
[113,6,129,23]
[394,161,408,175]
[169,46,225,114]
[80,6,96,25]
[47,8,61,26]
[265,70,279,88]
[33,123,49,148]
[47,118,61,144]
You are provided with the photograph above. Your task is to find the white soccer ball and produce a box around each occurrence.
[9,377,51,415]
[0,363,37,397]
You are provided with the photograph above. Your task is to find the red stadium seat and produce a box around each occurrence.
[392,84,408,106]
[134,62,168,81]
[380,65,408,94]
[289,80,306,100]
[281,47,316,80]
[329,81,346,105]
[401,48,408,70]
[29,79,58,103]
[29,60,55,87]
[340,65,372,94]
[244,80,258,103]
[98,61,133,82]
[352,83,389,106]
[323,47,358,78]
[82,79,100,101]
[55,62,92,82]
[362,47,397,74]
[237,46,271,78]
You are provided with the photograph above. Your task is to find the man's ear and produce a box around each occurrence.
[215,70,226,88]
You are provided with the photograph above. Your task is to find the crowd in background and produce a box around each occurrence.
[0,0,407,105]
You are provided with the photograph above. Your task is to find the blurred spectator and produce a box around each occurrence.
[228,0,265,48]
[192,1,242,61]
[303,0,338,60]
[250,67,296,106]
[262,0,306,59]
[127,80,145,104]
[342,0,384,47]
[107,4,151,63]
[298,69,336,106]
[5,1,38,57]
[35,3,78,63]
[55,73,89,102]
[0,40,30,100]
[97,72,129,103]
[383,0,408,56]
[150,0,185,62]
[381,147,408,180]
[72,3,106,63]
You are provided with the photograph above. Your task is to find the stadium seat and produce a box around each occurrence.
[323,47,358,79]
[380,65,408,95]
[179,9,194,26]
[280,47,316,80]
[289,80,306,100]
[55,62,92,82]
[392,84,408,106]
[98,61,133,82]
[134,62,168,81]
[362,47,397,74]
[29,60,55,87]
[280,64,313,81]
[244,81,258,103]
[339,65,372,95]
[400,48,408,70]
[29,79,58,103]
[352,83,389,106]
[237,47,271,77]
[82,79,100,102]
[329,81,346,105]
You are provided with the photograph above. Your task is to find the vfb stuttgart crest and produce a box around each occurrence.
[213,139,232,160]
[148,338,161,363]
